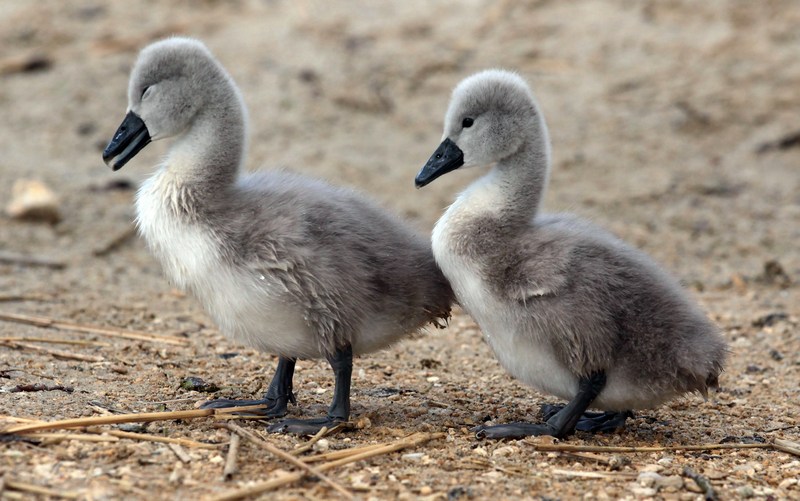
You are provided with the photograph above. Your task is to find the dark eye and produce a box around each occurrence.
[462,117,474,128]
[141,86,151,99]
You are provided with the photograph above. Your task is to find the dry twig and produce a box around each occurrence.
[219,422,353,499]
[774,438,800,457]
[300,442,386,463]
[0,250,65,269]
[0,336,109,347]
[561,451,615,465]
[1,340,104,362]
[526,441,773,454]
[169,443,193,463]
[2,479,79,499]
[10,383,74,393]
[223,432,240,481]
[0,415,222,448]
[2,404,268,434]
[92,225,137,256]
[290,425,332,456]
[526,439,800,460]
[0,311,188,345]
[551,468,637,480]
[0,294,50,302]
[98,428,222,449]
[210,432,444,501]
[683,466,718,501]
[35,432,119,444]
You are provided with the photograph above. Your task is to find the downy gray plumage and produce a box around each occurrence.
[103,37,453,435]
[416,70,727,439]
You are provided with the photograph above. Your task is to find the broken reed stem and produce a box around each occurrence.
[98,429,222,449]
[210,432,444,501]
[169,443,192,463]
[290,426,329,456]
[1,340,104,362]
[561,450,615,465]
[301,442,387,463]
[0,311,188,346]
[774,438,800,457]
[551,468,637,480]
[683,467,718,501]
[0,250,66,269]
[92,225,136,256]
[0,415,222,448]
[529,442,773,453]
[2,404,268,434]
[0,337,110,347]
[0,294,50,302]
[219,422,353,500]
[3,479,79,499]
[528,439,800,458]
[223,432,240,480]
[32,433,120,443]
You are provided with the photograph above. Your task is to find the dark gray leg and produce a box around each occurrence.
[541,403,631,433]
[268,344,352,435]
[200,357,296,417]
[474,372,608,439]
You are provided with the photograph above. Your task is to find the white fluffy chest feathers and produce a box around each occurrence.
[135,173,220,291]
[431,202,492,319]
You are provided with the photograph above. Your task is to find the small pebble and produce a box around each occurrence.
[419,486,433,495]
[472,446,488,457]
[402,452,424,461]
[637,471,661,488]
[492,445,518,457]
[312,438,329,452]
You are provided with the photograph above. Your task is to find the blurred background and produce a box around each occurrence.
[1,0,798,497]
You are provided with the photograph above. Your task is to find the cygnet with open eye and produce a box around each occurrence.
[416,69,728,439]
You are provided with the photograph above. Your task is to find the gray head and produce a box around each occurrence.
[415,69,549,187]
[103,37,244,171]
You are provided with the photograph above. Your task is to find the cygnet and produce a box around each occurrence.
[102,37,453,435]
[415,70,727,439]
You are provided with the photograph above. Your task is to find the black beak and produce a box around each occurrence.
[102,112,151,171]
[415,138,464,188]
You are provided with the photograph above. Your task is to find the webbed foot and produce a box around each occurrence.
[200,356,297,417]
[267,416,345,435]
[474,372,609,440]
[200,394,294,417]
[473,422,558,439]
[541,404,632,433]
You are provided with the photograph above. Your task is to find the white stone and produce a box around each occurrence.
[5,179,61,223]
[312,438,329,452]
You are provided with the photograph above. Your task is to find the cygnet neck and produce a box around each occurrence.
[163,90,246,192]
[492,132,551,224]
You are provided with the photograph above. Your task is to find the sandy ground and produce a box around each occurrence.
[1,0,799,499]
